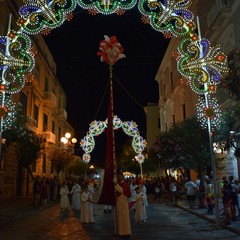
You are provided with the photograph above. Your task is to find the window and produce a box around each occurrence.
[20,92,27,115]
[43,114,48,131]
[58,127,61,142]
[172,114,175,126]
[34,105,39,127]
[31,160,36,173]
[44,77,49,92]
[52,121,55,134]
[170,72,174,91]
[182,104,186,120]
[158,117,161,129]
[42,153,46,174]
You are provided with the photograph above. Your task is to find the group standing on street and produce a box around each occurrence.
[31,172,240,239]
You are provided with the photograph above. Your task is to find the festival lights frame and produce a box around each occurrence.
[80,115,147,163]
[0,0,228,140]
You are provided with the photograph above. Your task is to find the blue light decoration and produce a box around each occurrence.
[177,36,228,95]
[138,0,196,37]
[18,0,77,34]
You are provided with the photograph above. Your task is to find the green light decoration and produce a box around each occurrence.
[0,0,229,133]
[176,35,228,95]
[0,31,35,94]
[196,95,222,131]
[80,116,147,163]
[0,93,17,131]
[77,0,137,15]
[18,0,77,35]
[138,0,196,37]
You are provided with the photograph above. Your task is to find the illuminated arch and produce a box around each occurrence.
[80,115,147,163]
[0,0,229,130]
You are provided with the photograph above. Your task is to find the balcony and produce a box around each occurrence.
[43,92,57,108]
[26,116,37,131]
[57,109,67,120]
[43,131,56,144]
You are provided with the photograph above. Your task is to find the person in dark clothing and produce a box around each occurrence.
[33,175,41,209]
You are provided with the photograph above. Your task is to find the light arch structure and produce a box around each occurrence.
[80,115,147,163]
[0,0,228,130]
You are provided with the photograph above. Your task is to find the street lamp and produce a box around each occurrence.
[61,132,77,149]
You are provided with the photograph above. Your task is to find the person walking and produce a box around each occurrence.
[139,180,148,207]
[134,186,147,223]
[170,178,178,202]
[114,172,132,238]
[33,175,41,209]
[70,179,81,211]
[40,177,48,205]
[60,181,70,211]
[205,178,214,214]
[80,185,94,223]
[52,176,59,201]
[184,177,197,209]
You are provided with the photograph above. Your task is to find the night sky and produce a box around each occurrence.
[43,6,170,165]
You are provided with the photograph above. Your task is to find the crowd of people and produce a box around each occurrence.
[32,175,95,223]
[32,172,240,237]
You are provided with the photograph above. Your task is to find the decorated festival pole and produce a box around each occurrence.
[109,64,118,189]
[196,16,220,227]
[97,35,126,237]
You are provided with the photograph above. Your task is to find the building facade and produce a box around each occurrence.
[144,103,161,150]
[0,0,75,198]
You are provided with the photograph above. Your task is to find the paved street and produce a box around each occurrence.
[1,198,240,240]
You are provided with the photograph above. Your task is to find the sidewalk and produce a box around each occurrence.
[0,197,58,228]
[176,199,240,236]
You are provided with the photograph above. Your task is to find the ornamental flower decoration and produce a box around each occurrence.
[97,35,126,66]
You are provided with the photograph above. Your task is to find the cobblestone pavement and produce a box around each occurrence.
[0,197,240,240]
[84,201,240,240]
[1,204,90,240]
[1,198,240,240]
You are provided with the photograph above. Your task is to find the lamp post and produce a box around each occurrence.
[61,132,77,152]
[60,132,77,179]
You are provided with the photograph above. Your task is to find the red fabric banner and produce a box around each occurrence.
[97,78,115,206]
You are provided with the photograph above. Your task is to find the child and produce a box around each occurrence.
[134,187,147,223]
[60,181,70,211]
[80,185,94,223]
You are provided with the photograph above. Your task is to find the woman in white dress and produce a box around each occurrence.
[139,182,148,207]
[80,185,94,223]
[134,186,147,223]
[60,181,70,210]
[70,180,81,211]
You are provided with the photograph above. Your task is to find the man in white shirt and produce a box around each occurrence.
[185,177,196,209]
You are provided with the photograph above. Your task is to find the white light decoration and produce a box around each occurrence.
[80,116,147,163]
[0,93,17,131]
[18,0,77,35]
[196,95,222,131]
[177,36,228,95]
[138,0,196,37]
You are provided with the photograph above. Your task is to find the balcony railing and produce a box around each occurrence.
[43,131,56,144]
[43,92,57,108]
[57,109,67,120]
[26,116,37,131]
